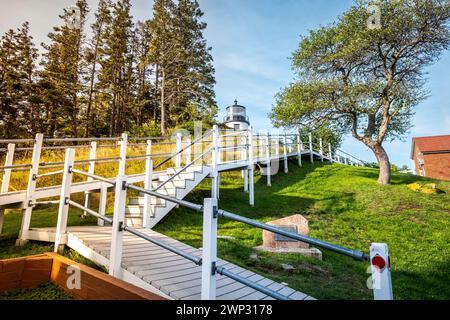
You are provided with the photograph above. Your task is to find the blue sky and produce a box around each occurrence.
[1,0,449,168]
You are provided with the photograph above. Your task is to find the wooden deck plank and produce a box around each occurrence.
[31,226,313,301]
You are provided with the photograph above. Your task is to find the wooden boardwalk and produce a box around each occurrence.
[31,226,315,300]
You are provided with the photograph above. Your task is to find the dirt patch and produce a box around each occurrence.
[409,216,425,224]
[396,202,423,212]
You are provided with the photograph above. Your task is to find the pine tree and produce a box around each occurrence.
[0,22,39,138]
[38,0,89,137]
[148,0,216,134]
[97,0,134,136]
[83,0,112,137]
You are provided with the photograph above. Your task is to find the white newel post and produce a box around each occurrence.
[143,140,153,228]
[54,148,75,253]
[309,132,313,164]
[265,134,271,187]
[248,127,254,206]
[319,138,324,162]
[0,143,15,234]
[185,137,192,165]
[176,132,182,167]
[98,182,108,227]
[109,175,127,278]
[118,133,128,176]
[201,198,218,300]
[18,133,43,245]
[211,125,219,199]
[328,143,332,161]
[83,141,97,217]
[370,243,394,300]
[242,134,248,192]
[297,134,302,167]
[283,133,288,173]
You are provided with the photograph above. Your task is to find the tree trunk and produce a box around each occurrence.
[371,143,391,185]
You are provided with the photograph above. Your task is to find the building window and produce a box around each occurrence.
[234,124,240,130]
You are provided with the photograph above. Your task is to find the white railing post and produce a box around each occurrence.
[54,148,75,253]
[0,143,15,234]
[118,133,128,176]
[176,132,182,167]
[248,127,254,206]
[309,132,313,164]
[109,174,127,278]
[242,133,248,193]
[211,125,219,199]
[83,141,97,217]
[328,143,332,161]
[143,140,153,228]
[17,133,43,245]
[201,198,218,300]
[319,138,324,162]
[185,136,192,165]
[283,133,288,173]
[98,182,108,227]
[297,134,302,167]
[370,243,394,300]
[265,134,271,187]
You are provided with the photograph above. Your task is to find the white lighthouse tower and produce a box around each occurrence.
[223,100,250,130]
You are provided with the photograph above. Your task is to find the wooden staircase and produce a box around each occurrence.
[125,165,211,229]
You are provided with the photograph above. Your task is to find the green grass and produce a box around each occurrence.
[0,282,72,300]
[1,162,449,300]
[154,162,450,300]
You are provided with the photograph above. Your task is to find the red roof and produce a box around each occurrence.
[411,135,450,159]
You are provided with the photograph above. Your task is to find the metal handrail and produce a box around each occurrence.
[154,147,213,192]
[67,199,113,224]
[153,131,212,171]
[126,183,203,212]
[70,168,116,186]
[217,209,369,261]
[215,266,290,300]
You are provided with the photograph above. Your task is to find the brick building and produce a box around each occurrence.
[410,135,450,181]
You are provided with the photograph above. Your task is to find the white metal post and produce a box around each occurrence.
[0,143,15,234]
[283,133,288,173]
[18,133,43,245]
[143,140,153,228]
[242,133,248,192]
[185,137,192,165]
[309,132,313,164]
[370,243,394,300]
[118,133,128,176]
[109,175,127,278]
[176,132,182,167]
[211,125,219,199]
[265,134,271,187]
[297,134,302,167]
[83,141,97,217]
[201,198,218,300]
[319,138,324,162]
[98,182,108,227]
[54,148,75,253]
[328,143,332,161]
[248,128,254,206]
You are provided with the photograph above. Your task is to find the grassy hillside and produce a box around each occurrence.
[0,161,449,300]
[155,162,450,300]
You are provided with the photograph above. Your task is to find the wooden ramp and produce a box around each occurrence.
[30,226,314,300]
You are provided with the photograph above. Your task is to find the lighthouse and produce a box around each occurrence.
[223,100,250,130]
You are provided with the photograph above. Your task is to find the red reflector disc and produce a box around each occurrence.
[372,255,386,270]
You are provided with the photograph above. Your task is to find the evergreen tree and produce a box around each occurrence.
[97,0,134,136]
[39,0,89,137]
[0,22,38,138]
[83,0,112,137]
